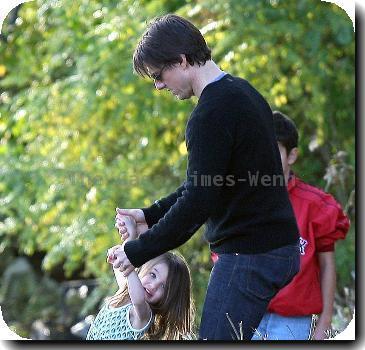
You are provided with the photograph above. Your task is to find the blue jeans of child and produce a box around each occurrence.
[199,243,300,340]
[251,312,313,340]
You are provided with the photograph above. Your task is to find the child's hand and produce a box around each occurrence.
[115,215,137,242]
[312,324,331,340]
[106,245,122,264]
[115,208,148,241]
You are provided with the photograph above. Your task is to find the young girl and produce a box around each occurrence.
[86,216,195,340]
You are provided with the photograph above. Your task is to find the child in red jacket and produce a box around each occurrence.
[213,111,350,340]
[253,111,350,340]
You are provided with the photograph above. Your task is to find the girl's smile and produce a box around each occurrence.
[141,262,169,304]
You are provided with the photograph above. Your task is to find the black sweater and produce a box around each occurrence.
[124,74,298,267]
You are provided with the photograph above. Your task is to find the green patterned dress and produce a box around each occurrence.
[86,302,153,340]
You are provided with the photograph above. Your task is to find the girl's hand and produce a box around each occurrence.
[121,215,137,241]
[106,245,122,264]
[115,216,134,241]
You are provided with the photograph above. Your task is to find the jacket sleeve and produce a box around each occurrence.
[310,194,350,252]
[124,107,235,267]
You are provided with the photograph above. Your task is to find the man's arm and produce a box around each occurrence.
[124,108,235,267]
[141,183,187,228]
[115,184,186,239]
[312,251,336,340]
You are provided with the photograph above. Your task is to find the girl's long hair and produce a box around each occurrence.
[106,251,195,340]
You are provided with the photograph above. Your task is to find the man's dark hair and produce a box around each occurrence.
[133,14,212,77]
[273,111,299,154]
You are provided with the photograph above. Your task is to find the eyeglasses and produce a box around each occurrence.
[150,64,168,82]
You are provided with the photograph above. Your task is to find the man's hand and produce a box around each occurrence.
[115,208,148,241]
[109,243,135,277]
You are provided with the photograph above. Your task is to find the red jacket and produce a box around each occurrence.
[211,175,350,316]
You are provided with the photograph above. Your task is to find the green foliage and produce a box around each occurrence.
[0,258,61,330]
[0,0,354,337]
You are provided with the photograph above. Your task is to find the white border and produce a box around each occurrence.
[0,0,358,344]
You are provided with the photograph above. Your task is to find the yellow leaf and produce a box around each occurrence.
[215,32,224,41]
[0,65,6,77]
[131,187,143,200]
[279,95,288,105]
[106,98,117,110]
[259,55,268,65]
[168,152,179,165]
[163,131,173,144]
[274,95,287,107]
[179,141,187,155]
[122,85,135,95]
[221,61,230,71]
[41,207,59,226]
[143,198,152,206]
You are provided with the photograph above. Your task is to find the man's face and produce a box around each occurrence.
[148,62,193,100]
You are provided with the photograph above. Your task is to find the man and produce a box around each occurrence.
[112,14,299,340]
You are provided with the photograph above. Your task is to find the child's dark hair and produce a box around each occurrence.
[273,111,299,154]
[107,251,195,340]
[133,14,212,78]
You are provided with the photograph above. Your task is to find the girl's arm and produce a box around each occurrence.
[313,251,336,340]
[112,262,128,290]
[111,261,151,324]
[109,215,139,289]
[126,270,151,324]
[113,216,151,324]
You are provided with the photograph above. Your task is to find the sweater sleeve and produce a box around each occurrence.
[141,183,186,228]
[310,194,350,252]
[124,107,235,267]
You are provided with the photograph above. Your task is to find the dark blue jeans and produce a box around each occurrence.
[199,243,300,340]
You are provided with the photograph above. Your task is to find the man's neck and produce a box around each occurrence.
[190,60,224,98]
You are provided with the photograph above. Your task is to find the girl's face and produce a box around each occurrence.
[141,262,169,305]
